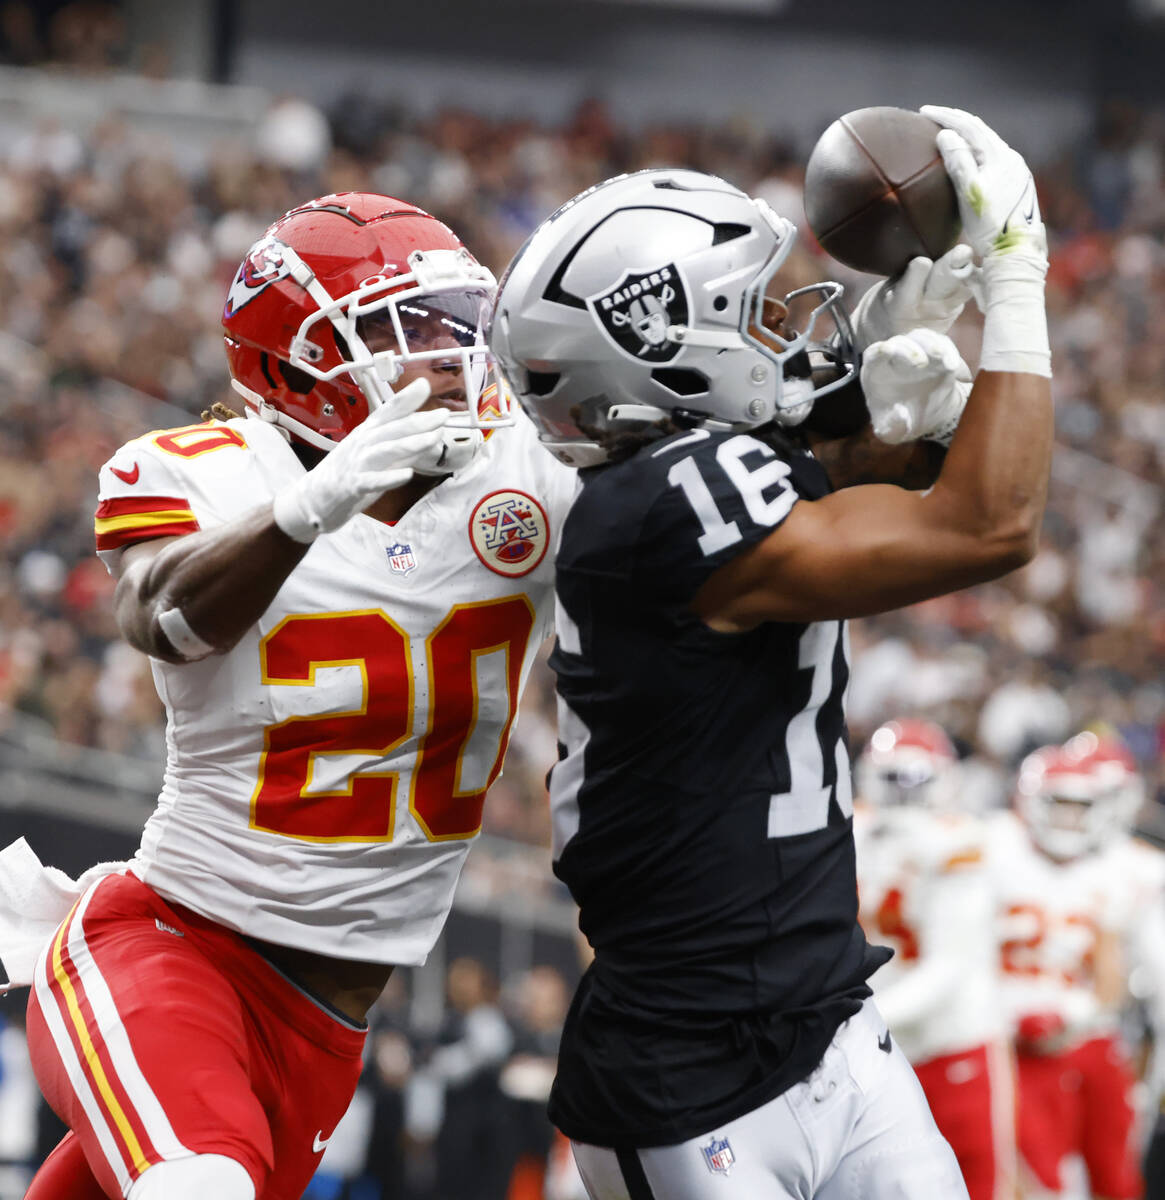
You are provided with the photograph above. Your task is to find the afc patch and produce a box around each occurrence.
[224,234,293,318]
[386,542,417,576]
[701,1135,735,1177]
[588,263,689,362]
[469,489,549,577]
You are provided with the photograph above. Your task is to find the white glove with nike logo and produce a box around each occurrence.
[273,379,453,543]
[850,244,979,352]
[861,328,972,447]
[920,105,1050,377]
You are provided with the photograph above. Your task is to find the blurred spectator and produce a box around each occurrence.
[498,967,571,1200]
[405,958,513,1200]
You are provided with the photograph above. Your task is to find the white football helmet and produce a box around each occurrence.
[856,718,958,810]
[489,169,858,466]
[1015,731,1143,861]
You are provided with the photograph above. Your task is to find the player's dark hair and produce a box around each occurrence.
[201,401,243,423]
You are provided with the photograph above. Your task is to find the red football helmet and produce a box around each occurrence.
[221,192,507,451]
[856,718,958,809]
[1014,731,1142,860]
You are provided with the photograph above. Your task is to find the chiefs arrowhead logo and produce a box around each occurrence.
[223,234,293,318]
[110,462,140,485]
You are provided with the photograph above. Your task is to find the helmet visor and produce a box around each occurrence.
[355,287,496,422]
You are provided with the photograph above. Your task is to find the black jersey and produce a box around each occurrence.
[547,427,888,1147]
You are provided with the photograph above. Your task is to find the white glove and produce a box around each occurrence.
[412,422,484,477]
[920,105,1050,378]
[919,105,1045,264]
[850,244,979,352]
[273,379,451,543]
[861,328,972,447]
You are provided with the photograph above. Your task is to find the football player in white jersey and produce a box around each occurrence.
[490,105,1051,1200]
[15,193,578,1200]
[990,733,1147,1199]
[854,719,1016,1200]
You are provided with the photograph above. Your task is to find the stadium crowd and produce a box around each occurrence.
[0,26,1163,1195]
[0,84,1161,838]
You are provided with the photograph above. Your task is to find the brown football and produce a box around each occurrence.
[803,106,962,277]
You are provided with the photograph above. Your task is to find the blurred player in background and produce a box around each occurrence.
[7,192,578,1200]
[990,732,1149,1199]
[854,719,1015,1200]
[491,105,1052,1199]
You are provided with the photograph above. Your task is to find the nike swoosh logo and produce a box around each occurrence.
[313,1129,334,1153]
[110,462,140,485]
[877,1031,892,1054]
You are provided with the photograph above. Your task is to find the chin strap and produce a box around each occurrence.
[230,379,335,452]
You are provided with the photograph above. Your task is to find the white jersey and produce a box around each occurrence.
[854,803,1001,1063]
[94,412,576,964]
[985,810,1134,1037]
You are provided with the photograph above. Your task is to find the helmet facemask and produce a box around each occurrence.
[740,202,858,427]
[1018,786,1109,861]
[235,245,505,453]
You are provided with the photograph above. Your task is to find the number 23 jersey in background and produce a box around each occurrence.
[548,427,887,1146]
[94,413,576,966]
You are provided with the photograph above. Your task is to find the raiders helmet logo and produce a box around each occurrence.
[224,235,293,318]
[588,264,689,363]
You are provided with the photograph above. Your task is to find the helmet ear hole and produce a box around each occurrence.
[278,360,316,395]
[651,368,709,397]
[712,223,751,245]
[527,370,561,396]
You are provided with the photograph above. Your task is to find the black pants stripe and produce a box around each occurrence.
[616,1147,657,1200]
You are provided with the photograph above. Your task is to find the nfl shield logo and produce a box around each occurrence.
[386,542,417,576]
[701,1136,735,1177]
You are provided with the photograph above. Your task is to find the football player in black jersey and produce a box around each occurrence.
[489,106,1050,1200]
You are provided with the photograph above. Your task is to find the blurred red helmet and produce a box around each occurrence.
[856,718,958,809]
[1014,730,1142,860]
[221,192,506,451]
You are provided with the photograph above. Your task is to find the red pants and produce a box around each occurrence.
[1016,1033,1142,1198]
[26,872,366,1199]
[913,1042,1015,1200]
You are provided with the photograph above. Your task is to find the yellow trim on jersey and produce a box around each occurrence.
[50,906,150,1175]
[94,510,197,535]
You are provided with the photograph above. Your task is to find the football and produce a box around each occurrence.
[803,106,962,278]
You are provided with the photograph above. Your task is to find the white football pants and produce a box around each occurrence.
[571,999,968,1200]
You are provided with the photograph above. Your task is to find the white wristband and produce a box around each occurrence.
[157,606,216,661]
[272,487,322,544]
[979,249,1051,378]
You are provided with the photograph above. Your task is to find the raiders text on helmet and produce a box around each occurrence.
[222,192,507,452]
[488,169,857,466]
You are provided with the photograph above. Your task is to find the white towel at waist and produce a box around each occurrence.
[0,838,128,993]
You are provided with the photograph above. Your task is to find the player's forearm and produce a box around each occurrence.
[916,106,1053,575]
[115,505,308,662]
[923,367,1052,571]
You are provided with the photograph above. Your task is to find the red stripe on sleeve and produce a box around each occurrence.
[95,495,193,519]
